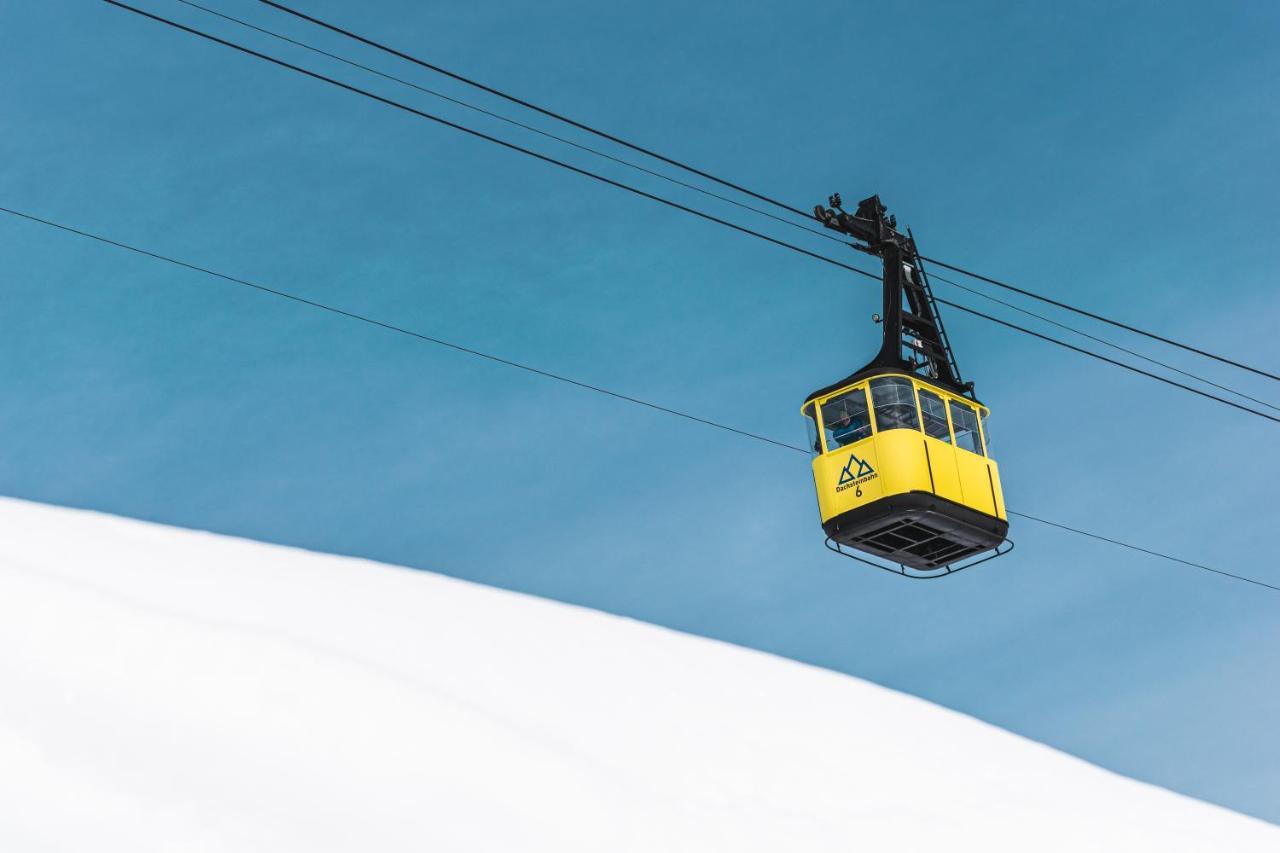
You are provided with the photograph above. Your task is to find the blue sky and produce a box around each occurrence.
[3,0,1279,821]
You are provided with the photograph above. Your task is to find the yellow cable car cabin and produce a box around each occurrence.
[806,193,1011,576]
[802,372,1007,571]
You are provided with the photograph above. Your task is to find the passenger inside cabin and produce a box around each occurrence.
[822,388,873,450]
[831,413,869,447]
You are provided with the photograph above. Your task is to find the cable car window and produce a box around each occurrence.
[949,400,984,455]
[820,387,872,451]
[981,412,993,458]
[918,389,951,443]
[803,403,821,457]
[870,378,920,433]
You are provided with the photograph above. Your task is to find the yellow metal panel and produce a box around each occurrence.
[874,428,933,497]
[805,371,1007,525]
[812,436,883,523]
[922,435,963,504]
[813,428,938,524]
[954,448,998,517]
[988,459,1007,520]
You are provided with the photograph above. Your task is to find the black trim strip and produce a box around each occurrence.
[987,464,1001,516]
[923,439,936,493]
[806,368,986,408]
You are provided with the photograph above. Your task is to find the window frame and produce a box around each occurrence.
[915,386,954,444]
[816,375,993,457]
[817,384,873,454]
[869,376,922,434]
[802,402,821,456]
[948,398,986,457]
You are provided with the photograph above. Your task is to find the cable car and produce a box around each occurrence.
[803,195,1011,577]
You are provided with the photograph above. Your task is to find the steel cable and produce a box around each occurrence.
[4,203,1274,594]
[98,1,1280,425]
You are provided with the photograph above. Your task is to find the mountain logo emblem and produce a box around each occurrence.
[838,453,875,485]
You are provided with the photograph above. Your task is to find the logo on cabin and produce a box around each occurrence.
[836,453,877,494]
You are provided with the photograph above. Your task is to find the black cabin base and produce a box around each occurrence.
[823,492,1009,571]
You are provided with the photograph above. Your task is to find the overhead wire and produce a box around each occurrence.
[184,0,1280,415]
[215,0,1280,417]
[3,203,1275,594]
[922,267,1280,413]
[237,0,1280,414]
[0,206,797,453]
[103,2,868,284]
[255,0,817,222]
[199,0,1280,415]
[934,296,1280,423]
[99,1,1280,426]
[919,255,1280,384]
[1007,511,1280,593]
[257,0,1280,385]
[174,0,845,247]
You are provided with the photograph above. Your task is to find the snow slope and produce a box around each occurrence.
[0,497,1274,852]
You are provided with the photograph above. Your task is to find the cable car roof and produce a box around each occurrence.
[803,367,987,409]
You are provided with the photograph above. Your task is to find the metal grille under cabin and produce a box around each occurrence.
[845,518,990,571]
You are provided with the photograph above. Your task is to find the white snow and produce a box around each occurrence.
[0,496,1274,852]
